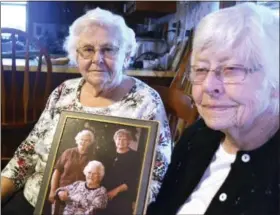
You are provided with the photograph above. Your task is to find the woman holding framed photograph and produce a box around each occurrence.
[1,7,171,215]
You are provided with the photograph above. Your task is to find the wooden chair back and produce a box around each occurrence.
[152,85,198,144]
[170,28,194,94]
[1,27,52,128]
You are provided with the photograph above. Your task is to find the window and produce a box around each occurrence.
[1,1,27,31]
[257,1,279,16]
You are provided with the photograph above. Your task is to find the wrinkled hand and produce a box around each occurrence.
[48,190,56,203]
[58,190,69,202]
[107,188,119,200]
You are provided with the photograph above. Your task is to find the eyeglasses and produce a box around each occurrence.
[77,45,120,60]
[189,65,260,84]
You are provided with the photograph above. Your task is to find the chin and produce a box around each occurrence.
[203,118,233,131]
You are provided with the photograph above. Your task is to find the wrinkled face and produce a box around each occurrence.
[191,48,272,131]
[86,166,103,185]
[115,133,130,150]
[77,25,127,90]
[77,134,94,154]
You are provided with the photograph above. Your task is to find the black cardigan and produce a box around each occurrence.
[147,120,279,215]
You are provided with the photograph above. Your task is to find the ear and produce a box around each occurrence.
[270,86,279,99]
[123,54,131,69]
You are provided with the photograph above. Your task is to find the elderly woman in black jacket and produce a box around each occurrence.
[148,2,279,215]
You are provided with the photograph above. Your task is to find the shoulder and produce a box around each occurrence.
[60,147,77,157]
[64,147,77,153]
[48,77,82,100]
[98,186,107,194]
[128,77,162,103]
[61,77,82,87]
[57,77,82,93]
[174,119,223,157]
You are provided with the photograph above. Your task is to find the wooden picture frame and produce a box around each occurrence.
[34,110,159,215]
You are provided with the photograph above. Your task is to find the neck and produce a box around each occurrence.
[116,148,130,154]
[222,110,279,154]
[86,182,100,189]
[83,81,117,98]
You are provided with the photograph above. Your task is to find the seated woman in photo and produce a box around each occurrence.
[147,3,279,215]
[1,7,171,215]
[55,160,107,215]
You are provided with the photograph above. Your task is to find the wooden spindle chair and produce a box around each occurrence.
[1,27,52,127]
[1,27,52,167]
[157,28,198,145]
[152,85,198,145]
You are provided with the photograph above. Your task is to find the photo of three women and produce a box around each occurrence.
[48,128,142,215]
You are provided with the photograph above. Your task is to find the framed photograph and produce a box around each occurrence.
[34,111,159,215]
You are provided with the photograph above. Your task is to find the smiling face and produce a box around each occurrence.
[77,25,127,91]
[85,166,103,186]
[191,48,273,131]
[115,133,130,151]
[76,133,94,154]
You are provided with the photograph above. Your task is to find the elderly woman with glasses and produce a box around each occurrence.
[55,160,107,215]
[101,129,141,215]
[147,3,279,215]
[1,8,171,214]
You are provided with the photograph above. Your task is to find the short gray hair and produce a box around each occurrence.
[64,7,137,66]
[113,129,133,142]
[83,160,105,178]
[75,129,95,145]
[191,2,279,113]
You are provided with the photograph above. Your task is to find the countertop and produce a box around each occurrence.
[2,58,175,78]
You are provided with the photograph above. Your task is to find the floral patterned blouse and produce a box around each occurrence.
[1,77,172,207]
[56,181,108,215]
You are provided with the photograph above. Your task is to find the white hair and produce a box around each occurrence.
[113,129,133,142]
[191,2,279,114]
[75,129,95,145]
[64,7,137,67]
[83,160,105,178]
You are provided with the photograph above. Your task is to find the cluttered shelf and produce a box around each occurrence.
[2,58,175,78]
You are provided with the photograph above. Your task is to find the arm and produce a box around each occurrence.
[144,97,172,203]
[1,84,64,198]
[147,120,204,215]
[49,169,62,203]
[85,187,108,214]
[1,176,16,201]
[55,181,79,202]
[107,184,128,200]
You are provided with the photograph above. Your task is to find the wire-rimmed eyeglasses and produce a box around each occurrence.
[189,65,260,84]
[76,45,120,60]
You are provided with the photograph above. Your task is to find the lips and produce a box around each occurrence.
[202,105,237,111]
[89,69,103,72]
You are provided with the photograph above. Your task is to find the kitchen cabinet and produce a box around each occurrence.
[124,1,176,18]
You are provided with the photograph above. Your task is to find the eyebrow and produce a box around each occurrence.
[81,43,117,48]
[196,56,231,64]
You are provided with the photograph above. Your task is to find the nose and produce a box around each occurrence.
[91,50,104,64]
[202,71,224,97]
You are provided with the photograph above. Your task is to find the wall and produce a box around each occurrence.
[168,2,220,43]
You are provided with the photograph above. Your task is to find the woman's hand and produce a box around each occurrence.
[58,190,69,202]
[108,184,128,200]
[49,169,61,203]
[48,190,56,203]
[1,177,16,202]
